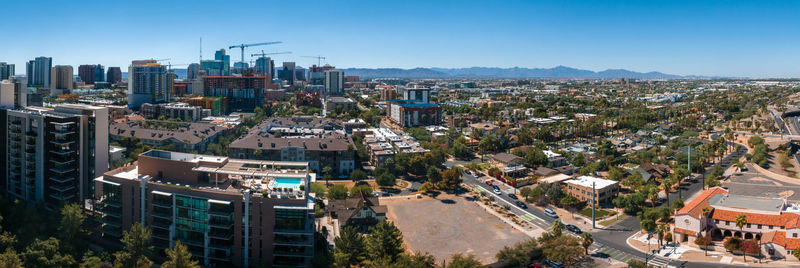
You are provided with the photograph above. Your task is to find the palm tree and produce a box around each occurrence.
[657,224,667,247]
[662,177,673,207]
[581,233,594,255]
[550,220,564,237]
[736,214,748,262]
[648,187,659,208]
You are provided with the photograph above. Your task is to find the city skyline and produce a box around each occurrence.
[2,0,799,78]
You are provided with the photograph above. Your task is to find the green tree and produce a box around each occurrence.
[80,251,106,268]
[0,249,22,268]
[322,166,334,185]
[445,253,482,268]
[426,167,442,185]
[559,195,581,216]
[571,153,586,167]
[333,226,365,267]
[439,168,463,192]
[550,220,564,237]
[59,203,89,256]
[328,185,349,200]
[113,222,153,268]
[735,214,748,262]
[365,221,404,261]
[496,238,540,267]
[580,233,593,255]
[540,234,585,265]
[710,165,724,179]
[694,234,712,256]
[376,173,397,187]
[607,167,624,181]
[349,169,368,182]
[22,237,76,267]
[350,184,374,196]
[161,241,199,268]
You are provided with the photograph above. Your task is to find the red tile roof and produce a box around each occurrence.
[677,187,728,218]
[674,227,698,236]
[765,231,800,250]
[711,209,800,229]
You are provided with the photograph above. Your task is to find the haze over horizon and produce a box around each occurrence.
[3,0,799,78]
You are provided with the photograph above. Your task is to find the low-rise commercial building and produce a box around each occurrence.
[141,102,206,122]
[94,150,316,267]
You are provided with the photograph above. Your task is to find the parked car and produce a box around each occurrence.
[465,170,472,175]
[544,208,558,218]
[543,259,564,268]
[493,188,502,195]
[508,193,518,199]
[485,180,493,186]
[515,201,528,208]
[566,224,582,234]
[492,185,500,190]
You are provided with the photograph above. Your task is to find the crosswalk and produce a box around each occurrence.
[592,243,671,267]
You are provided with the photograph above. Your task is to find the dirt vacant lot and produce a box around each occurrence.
[383,194,530,264]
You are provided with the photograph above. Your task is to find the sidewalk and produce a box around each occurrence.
[627,232,800,266]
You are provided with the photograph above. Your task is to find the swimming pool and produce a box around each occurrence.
[273,178,302,188]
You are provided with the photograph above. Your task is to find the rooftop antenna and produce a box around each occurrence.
[199,37,203,62]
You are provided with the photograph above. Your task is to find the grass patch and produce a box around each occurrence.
[397,180,409,188]
[578,207,613,218]
[599,214,627,226]
[310,183,328,197]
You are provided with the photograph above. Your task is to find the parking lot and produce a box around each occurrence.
[383,194,531,264]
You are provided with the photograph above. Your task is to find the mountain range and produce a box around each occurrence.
[128,66,699,80]
[342,66,692,79]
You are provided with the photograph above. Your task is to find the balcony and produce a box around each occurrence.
[49,158,74,165]
[100,199,122,208]
[49,166,75,174]
[273,245,314,257]
[208,230,233,240]
[50,176,75,184]
[100,225,123,238]
[152,210,172,220]
[50,193,76,201]
[208,209,233,217]
[49,140,75,146]
[273,234,313,246]
[49,184,75,192]
[98,205,122,217]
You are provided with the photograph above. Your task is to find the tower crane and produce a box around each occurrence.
[228,41,282,67]
[302,55,326,66]
[251,51,292,57]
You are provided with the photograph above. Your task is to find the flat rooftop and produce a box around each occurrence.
[564,176,618,189]
[709,194,785,213]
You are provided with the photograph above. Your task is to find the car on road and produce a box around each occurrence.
[492,185,500,190]
[543,259,564,268]
[565,224,582,234]
[465,170,472,175]
[515,201,528,208]
[493,188,502,195]
[544,208,558,218]
[485,180,493,186]
[508,193,518,199]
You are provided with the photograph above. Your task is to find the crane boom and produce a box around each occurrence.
[301,55,326,66]
[251,51,292,57]
[228,41,282,66]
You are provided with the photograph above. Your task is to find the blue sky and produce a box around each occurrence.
[3,0,799,77]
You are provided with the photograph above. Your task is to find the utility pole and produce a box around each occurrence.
[686,146,690,200]
[592,182,596,229]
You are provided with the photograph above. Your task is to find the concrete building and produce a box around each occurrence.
[187,63,201,80]
[127,60,172,108]
[0,77,27,109]
[0,62,14,80]
[50,65,73,96]
[26,57,52,87]
[324,69,344,97]
[400,86,430,103]
[324,97,356,115]
[201,60,225,76]
[352,127,429,167]
[214,49,231,76]
[254,57,274,78]
[1,104,108,208]
[229,117,356,178]
[94,150,316,267]
[140,102,205,122]
[203,75,269,113]
[278,62,296,85]
[674,187,800,259]
[106,67,122,85]
[308,65,334,86]
[563,176,619,204]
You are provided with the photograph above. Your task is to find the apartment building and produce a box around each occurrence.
[1,104,108,207]
[563,176,619,204]
[110,120,225,152]
[94,150,315,267]
[229,117,355,178]
[140,102,206,122]
[203,75,269,113]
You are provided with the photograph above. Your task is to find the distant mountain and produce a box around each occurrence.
[343,66,688,79]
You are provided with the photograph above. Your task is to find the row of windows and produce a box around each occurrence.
[715,219,781,230]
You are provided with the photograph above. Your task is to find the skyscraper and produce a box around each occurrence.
[26,57,52,87]
[2,104,108,207]
[215,49,231,76]
[324,69,344,97]
[50,65,73,96]
[187,63,201,80]
[255,57,274,78]
[106,67,122,85]
[128,60,172,108]
[79,64,104,84]
[308,65,335,86]
[0,62,14,80]
[0,77,27,108]
[278,62,296,85]
[201,60,225,76]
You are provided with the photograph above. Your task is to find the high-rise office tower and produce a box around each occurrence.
[254,57,274,78]
[50,65,73,96]
[187,63,201,80]
[278,62,296,85]
[79,64,104,84]
[232,62,249,75]
[0,62,14,80]
[26,57,52,87]
[215,49,231,76]
[308,65,334,86]
[201,60,225,76]
[127,60,172,108]
[2,104,108,207]
[106,67,122,85]
[0,77,27,108]
[324,69,344,97]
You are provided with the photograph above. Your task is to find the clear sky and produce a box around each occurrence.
[3,0,799,78]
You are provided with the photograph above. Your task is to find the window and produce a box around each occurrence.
[715,220,719,224]
[726,221,730,226]
[747,224,751,228]
[758,224,762,229]
[794,233,798,238]
[770,225,774,230]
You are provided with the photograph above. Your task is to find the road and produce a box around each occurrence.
[450,143,748,267]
